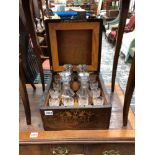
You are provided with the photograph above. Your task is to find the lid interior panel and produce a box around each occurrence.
[47,20,102,72]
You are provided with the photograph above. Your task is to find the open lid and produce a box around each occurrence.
[45,19,103,72]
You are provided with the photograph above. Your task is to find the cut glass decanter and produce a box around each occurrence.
[59,64,75,106]
[76,64,90,106]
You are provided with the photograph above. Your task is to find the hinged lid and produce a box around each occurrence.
[45,19,103,72]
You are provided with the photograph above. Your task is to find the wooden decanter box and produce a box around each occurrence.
[40,19,112,130]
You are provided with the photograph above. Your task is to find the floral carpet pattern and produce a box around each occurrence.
[100,33,135,112]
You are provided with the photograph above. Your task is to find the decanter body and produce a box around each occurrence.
[76,64,90,106]
[59,64,75,106]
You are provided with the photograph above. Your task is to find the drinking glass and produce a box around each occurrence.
[89,74,97,83]
[49,89,60,106]
[93,96,104,106]
[90,88,101,98]
[90,81,99,90]
[63,97,74,107]
[78,96,89,106]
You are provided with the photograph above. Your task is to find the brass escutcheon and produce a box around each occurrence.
[102,150,121,155]
[52,146,69,155]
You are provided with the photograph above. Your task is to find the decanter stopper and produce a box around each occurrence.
[77,64,87,72]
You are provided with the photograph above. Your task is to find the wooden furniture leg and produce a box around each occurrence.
[24,70,36,90]
[111,0,130,92]
[38,0,45,21]
[19,59,31,125]
[21,0,45,91]
[123,55,135,126]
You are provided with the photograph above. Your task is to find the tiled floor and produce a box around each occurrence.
[100,32,135,112]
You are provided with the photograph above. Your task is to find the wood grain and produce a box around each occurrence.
[115,82,135,129]
[123,55,135,126]
[45,19,102,72]
[19,59,31,125]
[20,129,134,144]
[20,143,134,155]
[111,0,130,92]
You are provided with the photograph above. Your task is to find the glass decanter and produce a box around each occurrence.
[76,76,90,97]
[76,64,90,106]
[53,75,61,92]
[59,64,75,106]
[60,74,74,98]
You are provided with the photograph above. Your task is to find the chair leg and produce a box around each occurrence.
[24,68,36,90]
[19,59,31,125]
[123,84,134,126]
[20,78,31,125]
[38,58,45,91]
[123,56,135,126]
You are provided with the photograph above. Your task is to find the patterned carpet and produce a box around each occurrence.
[100,32,135,112]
